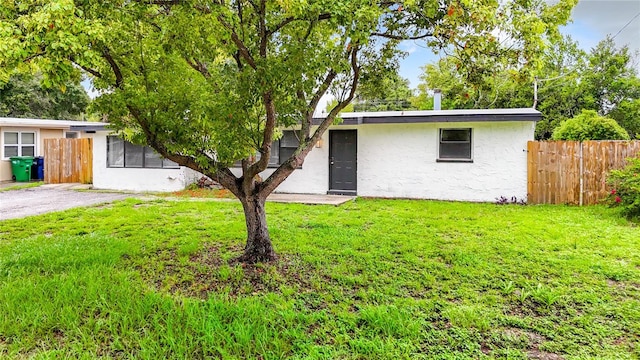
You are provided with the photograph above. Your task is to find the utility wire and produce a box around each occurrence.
[611,11,640,40]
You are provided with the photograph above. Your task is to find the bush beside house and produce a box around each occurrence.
[607,158,640,219]
[552,110,630,141]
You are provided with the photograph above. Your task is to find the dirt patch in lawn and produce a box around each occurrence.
[132,243,330,299]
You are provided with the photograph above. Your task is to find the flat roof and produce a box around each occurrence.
[313,108,541,125]
[67,108,540,132]
[0,117,102,129]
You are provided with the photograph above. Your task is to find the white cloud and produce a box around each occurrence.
[400,41,418,55]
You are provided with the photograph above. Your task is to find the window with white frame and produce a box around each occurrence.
[107,136,179,168]
[438,128,472,161]
[3,130,36,159]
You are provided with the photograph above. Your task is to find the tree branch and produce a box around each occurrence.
[69,57,104,79]
[309,69,337,114]
[184,57,211,78]
[126,104,241,196]
[371,32,432,40]
[259,46,361,196]
[217,15,257,69]
[297,88,311,139]
[267,13,331,36]
[102,47,124,89]
[246,90,276,180]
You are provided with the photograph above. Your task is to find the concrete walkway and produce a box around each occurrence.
[0,183,355,220]
[267,193,355,205]
[0,184,134,220]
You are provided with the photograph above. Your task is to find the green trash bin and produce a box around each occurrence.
[10,156,34,182]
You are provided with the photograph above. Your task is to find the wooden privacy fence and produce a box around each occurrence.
[527,140,640,205]
[44,138,93,184]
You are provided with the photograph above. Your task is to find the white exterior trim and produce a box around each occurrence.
[1,127,40,160]
[336,107,540,119]
[0,117,97,129]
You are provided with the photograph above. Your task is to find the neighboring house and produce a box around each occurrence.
[74,108,540,201]
[0,117,94,182]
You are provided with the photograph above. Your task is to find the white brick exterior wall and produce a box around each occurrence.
[243,121,534,201]
[92,120,534,201]
[90,134,196,192]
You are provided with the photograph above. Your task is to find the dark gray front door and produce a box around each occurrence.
[329,130,357,194]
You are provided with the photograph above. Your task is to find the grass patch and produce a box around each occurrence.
[0,181,43,192]
[1,198,639,358]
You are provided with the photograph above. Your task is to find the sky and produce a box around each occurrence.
[398,0,640,89]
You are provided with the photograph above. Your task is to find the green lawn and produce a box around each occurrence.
[0,181,43,192]
[0,198,638,359]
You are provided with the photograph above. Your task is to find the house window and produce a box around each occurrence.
[107,136,179,169]
[3,131,36,159]
[271,131,299,166]
[235,130,300,167]
[438,128,472,161]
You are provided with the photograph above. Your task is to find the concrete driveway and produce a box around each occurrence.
[0,184,135,220]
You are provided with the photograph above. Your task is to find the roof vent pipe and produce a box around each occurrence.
[433,89,442,111]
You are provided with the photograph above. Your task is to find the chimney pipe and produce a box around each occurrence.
[433,89,442,111]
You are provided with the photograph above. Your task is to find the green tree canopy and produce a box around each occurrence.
[1,0,577,263]
[414,36,640,139]
[0,73,90,120]
[353,71,415,111]
[551,110,630,141]
[325,70,415,112]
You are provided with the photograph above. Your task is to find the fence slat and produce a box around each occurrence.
[528,140,640,205]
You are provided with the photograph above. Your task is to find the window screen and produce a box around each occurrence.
[439,129,472,160]
[278,131,299,164]
[107,136,180,168]
[2,131,36,158]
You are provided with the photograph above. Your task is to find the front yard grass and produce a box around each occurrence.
[0,181,43,192]
[0,198,638,359]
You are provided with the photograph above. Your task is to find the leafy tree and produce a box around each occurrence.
[579,38,639,112]
[325,71,415,112]
[0,0,577,263]
[551,110,630,141]
[353,71,415,111]
[609,98,640,139]
[411,56,527,110]
[0,73,90,120]
[414,35,640,139]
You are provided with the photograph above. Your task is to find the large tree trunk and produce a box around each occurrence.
[237,194,277,264]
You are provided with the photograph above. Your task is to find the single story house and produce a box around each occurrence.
[73,108,540,201]
[0,117,95,182]
[74,122,203,192]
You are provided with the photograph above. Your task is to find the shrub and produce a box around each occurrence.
[606,157,640,219]
[552,110,630,141]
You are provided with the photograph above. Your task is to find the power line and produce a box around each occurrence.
[611,11,640,40]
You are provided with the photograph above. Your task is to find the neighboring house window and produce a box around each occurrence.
[3,131,36,159]
[107,136,179,168]
[438,128,472,161]
[65,131,79,139]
